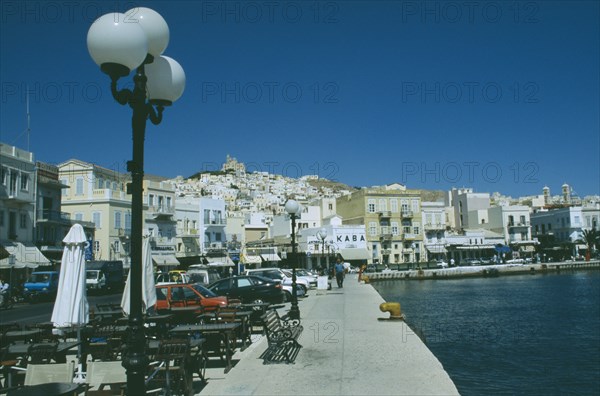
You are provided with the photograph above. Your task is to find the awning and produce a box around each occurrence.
[339,248,370,261]
[206,257,234,267]
[241,254,261,264]
[151,254,180,266]
[0,241,49,268]
[261,253,281,262]
[426,245,447,253]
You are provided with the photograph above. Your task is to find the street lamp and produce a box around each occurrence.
[87,8,185,393]
[284,199,301,320]
[317,228,327,272]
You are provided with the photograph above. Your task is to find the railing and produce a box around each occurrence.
[403,233,417,240]
[37,209,71,222]
[206,218,227,226]
[381,249,392,255]
[509,221,530,227]
[147,205,175,215]
[424,223,445,230]
[118,228,131,237]
[380,233,393,240]
[401,210,413,218]
[378,211,392,218]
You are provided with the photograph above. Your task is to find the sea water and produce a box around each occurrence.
[373,271,600,395]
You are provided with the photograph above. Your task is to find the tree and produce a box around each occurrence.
[581,229,599,261]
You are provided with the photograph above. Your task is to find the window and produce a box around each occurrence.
[149,194,155,207]
[20,174,28,191]
[105,180,110,189]
[574,216,580,226]
[367,199,376,213]
[156,288,167,301]
[411,199,419,212]
[125,212,132,231]
[204,209,211,223]
[0,167,6,185]
[378,199,387,212]
[328,203,333,210]
[20,213,27,228]
[236,278,252,288]
[76,178,84,195]
[113,240,120,253]
[75,213,83,221]
[61,179,68,196]
[97,178,103,189]
[115,212,122,229]
[390,199,398,213]
[520,215,526,225]
[369,222,377,236]
[413,226,420,234]
[93,212,101,228]
[391,222,399,235]
[93,241,100,253]
[167,197,172,208]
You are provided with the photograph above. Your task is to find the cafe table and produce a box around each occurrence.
[169,323,240,373]
[7,382,82,396]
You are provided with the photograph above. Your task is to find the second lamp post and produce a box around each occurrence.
[284,199,301,320]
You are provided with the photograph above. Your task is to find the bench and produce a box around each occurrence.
[259,310,303,364]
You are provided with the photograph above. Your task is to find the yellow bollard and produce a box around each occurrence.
[378,302,404,321]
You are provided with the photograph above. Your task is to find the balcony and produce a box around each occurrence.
[205,218,227,226]
[380,233,393,241]
[118,228,131,237]
[381,249,392,255]
[401,210,413,218]
[508,221,530,228]
[37,209,71,223]
[378,211,392,218]
[424,223,445,230]
[146,205,175,220]
[403,233,418,240]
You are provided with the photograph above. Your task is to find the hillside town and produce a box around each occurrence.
[2,143,600,277]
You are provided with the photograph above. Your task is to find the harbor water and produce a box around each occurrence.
[373,271,600,396]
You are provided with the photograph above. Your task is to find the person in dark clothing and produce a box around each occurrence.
[334,258,345,288]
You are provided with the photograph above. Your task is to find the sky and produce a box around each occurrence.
[1,0,599,198]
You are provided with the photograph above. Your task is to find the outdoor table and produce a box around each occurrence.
[4,329,43,343]
[216,311,253,350]
[169,323,240,373]
[6,341,81,363]
[93,310,124,323]
[240,303,272,329]
[169,306,205,325]
[146,337,207,384]
[7,382,81,396]
[145,314,174,339]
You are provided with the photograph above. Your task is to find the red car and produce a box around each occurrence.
[155,283,228,311]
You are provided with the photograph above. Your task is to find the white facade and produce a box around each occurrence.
[486,205,532,244]
[531,207,587,243]
[0,143,36,243]
[447,188,491,230]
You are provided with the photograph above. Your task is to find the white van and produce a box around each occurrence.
[187,265,221,286]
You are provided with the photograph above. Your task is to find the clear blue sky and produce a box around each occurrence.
[1,1,599,197]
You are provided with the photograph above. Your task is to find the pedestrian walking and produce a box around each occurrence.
[334,258,345,288]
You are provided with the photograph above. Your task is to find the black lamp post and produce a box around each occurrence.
[284,199,301,320]
[317,228,327,272]
[87,8,185,393]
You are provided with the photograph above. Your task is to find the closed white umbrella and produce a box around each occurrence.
[51,223,89,381]
[121,236,157,315]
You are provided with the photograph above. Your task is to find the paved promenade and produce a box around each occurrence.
[200,274,459,395]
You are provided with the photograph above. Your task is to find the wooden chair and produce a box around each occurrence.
[146,339,192,396]
[85,361,126,396]
[87,325,121,362]
[23,361,75,386]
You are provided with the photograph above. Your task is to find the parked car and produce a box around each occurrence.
[244,268,310,294]
[281,269,317,288]
[23,271,59,302]
[208,275,284,304]
[187,265,221,286]
[155,271,190,285]
[154,283,228,311]
[436,260,449,269]
[463,258,482,266]
[281,283,306,300]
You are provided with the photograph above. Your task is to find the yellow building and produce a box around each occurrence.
[58,159,132,263]
[336,186,424,265]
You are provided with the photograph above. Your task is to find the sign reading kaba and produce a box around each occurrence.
[334,232,367,249]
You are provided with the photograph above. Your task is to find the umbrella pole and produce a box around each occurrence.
[74,326,85,383]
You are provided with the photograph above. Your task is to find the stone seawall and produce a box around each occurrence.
[363,260,600,282]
